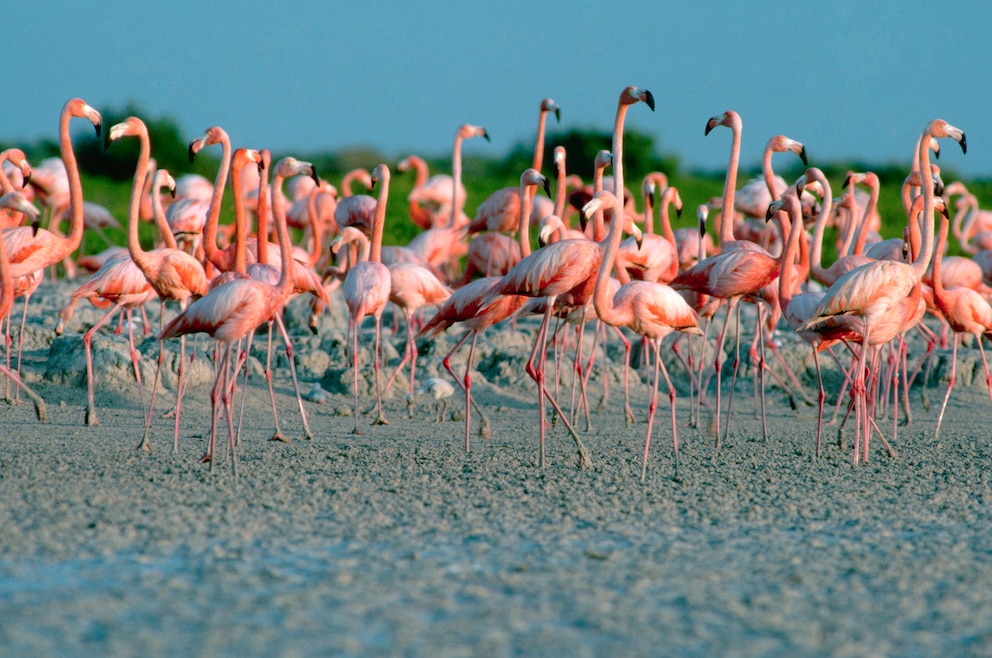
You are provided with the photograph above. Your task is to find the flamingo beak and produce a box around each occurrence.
[30,217,40,236]
[959,133,968,154]
[481,129,490,142]
[188,140,199,164]
[554,107,561,123]
[310,165,320,186]
[799,145,808,166]
[642,89,655,111]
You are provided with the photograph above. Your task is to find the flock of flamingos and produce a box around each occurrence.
[0,87,982,479]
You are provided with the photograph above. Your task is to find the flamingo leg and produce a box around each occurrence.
[82,301,125,426]
[274,313,314,441]
[936,339,958,439]
[371,315,389,426]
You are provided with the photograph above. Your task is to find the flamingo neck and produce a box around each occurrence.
[126,126,152,273]
[449,136,463,229]
[592,201,631,328]
[61,106,87,257]
[533,110,548,172]
[371,172,389,264]
[271,172,295,299]
[718,116,742,246]
[151,174,177,250]
[518,182,536,258]
[202,130,232,268]
[256,153,271,266]
[850,179,879,257]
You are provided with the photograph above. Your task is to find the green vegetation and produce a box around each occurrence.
[4,104,990,261]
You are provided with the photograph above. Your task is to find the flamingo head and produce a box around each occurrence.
[105,116,147,151]
[619,86,655,111]
[541,98,562,123]
[705,110,740,136]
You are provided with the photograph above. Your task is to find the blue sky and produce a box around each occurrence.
[6,1,989,178]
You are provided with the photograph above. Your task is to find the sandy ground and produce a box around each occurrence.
[2,279,992,656]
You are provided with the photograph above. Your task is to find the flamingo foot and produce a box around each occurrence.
[372,415,390,426]
[270,431,290,443]
[85,408,99,426]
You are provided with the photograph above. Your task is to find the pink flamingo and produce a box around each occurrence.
[107,116,210,453]
[930,195,992,437]
[381,262,453,409]
[397,155,432,230]
[670,111,782,444]
[0,192,46,421]
[801,118,966,464]
[486,86,653,469]
[405,124,489,277]
[585,190,702,480]
[161,157,315,469]
[2,100,101,400]
[343,164,393,433]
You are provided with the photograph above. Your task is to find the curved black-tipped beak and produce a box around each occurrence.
[579,210,588,234]
[310,165,320,186]
[188,140,198,164]
[704,119,716,136]
[960,133,967,154]
[541,178,551,197]
[30,217,40,236]
[22,172,31,187]
[482,130,490,142]
[939,203,950,220]
[699,218,706,239]
[796,180,804,197]
[675,205,682,220]
[799,146,808,166]
[643,90,655,111]
[842,173,853,188]
[647,190,655,208]
[934,180,944,197]
[554,108,561,123]
[93,120,102,139]
[635,232,643,249]
[765,205,775,222]
[169,186,176,199]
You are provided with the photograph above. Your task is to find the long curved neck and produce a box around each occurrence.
[61,105,87,257]
[202,130,232,269]
[592,201,631,328]
[809,173,832,273]
[151,173,177,250]
[778,203,803,313]
[126,126,153,274]
[271,171,295,298]
[449,135,464,229]
[642,183,655,236]
[612,104,631,234]
[256,151,271,266]
[915,131,937,280]
[0,151,20,194]
[659,188,678,249]
[231,157,248,275]
[411,156,428,188]
[932,207,949,300]
[533,109,549,172]
[762,142,779,202]
[518,182,536,258]
[306,187,323,269]
[718,116,742,246]
[851,179,879,256]
[553,156,567,218]
[371,173,389,264]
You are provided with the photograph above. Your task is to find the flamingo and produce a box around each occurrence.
[585,190,702,480]
[930,195,992,437]
[54,174,174,425]
[405,124,489,277]
[161,157,315,469]
[397,154,432,230]
[0,192,46,421]
[2,100,101,401]
[343,164,393,433]
[801,118,966,464]
[486,86,653,469]
[107,116,210,453]
[381,261,453,410]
